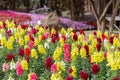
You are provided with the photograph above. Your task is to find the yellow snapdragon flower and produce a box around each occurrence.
[21,59,28,70]
[104,31,108,38]
[97,30,102,38]
[20,28,25,36]
[71,66,77,78]
[51,28,56,34]
[70,32,74,38]
[34,38,39,46]
[6,40,13,50]
[80,47,87,58]
[77,35,83,44]
[71,47,79,61]
[107,51,120,70]
[0,28,5,35]
[0,21,3,26]
[19,38,24,46]
[59,38,64,47]
[31,49,38,59]
[14,32,20,39]
[38,27,45,35]
[1,37,7,46]
[89,34,94,41]
[67,28,73,33]
[53,47,62,61]
[89,45,94,55]
[24,35,30,44]
[56,61,65,71]
[51,72,63,80]
[38,45,46,54]
[9,36,15,43]
[91,51,105,64]
[113,37,119,47]
[38,35,42,42]
[61,28,66,35]
[91,39,97,47]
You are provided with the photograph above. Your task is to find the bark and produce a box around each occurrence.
[0,0,9,5]
[97,19,106,33]
[89,0,113,33]
[109,0,120,35]
[89,0,99,21]
[99,0,113,22]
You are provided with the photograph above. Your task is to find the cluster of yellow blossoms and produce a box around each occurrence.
[1,20,120,80]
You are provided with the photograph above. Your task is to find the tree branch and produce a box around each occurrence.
[0,0,9,5]
[99,0,113,22]
[88,0,99,21]
[110,0,120,26]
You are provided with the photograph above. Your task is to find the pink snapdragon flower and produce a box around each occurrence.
[51,64,58,73]
[16,61,24,75]
[2,63,9,72]
[63,43,71,62]
[28,72,37,80]
[64,51,71,62]
[29,40,34,48]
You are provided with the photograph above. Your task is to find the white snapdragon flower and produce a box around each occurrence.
[44,42,49,49]
[8,76,14,80]
[104,38,108,45]
[10,61,15,70]
[47,38,51,43]
[37,20,41,25]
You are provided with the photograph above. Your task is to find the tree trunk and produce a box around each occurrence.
[101,19,106,33]
[97,19,106,33]
[40,0,45,7]
[89,0,113,33]
[109,0,120,35]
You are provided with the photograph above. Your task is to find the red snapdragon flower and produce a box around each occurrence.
[80,70,89,80]
[84,45,89,55]
[79,29,85,36]
[73,33,78,41]
[51,37,56,43]
[6,53,15,61]
[25,57,30,63]
[104,51,107,58]
[45,56,53,69]
[20,24,28,30]
[51,32,59,43]
[96,43,101,52]
[68,68,73,73]
[77,45,82,51]
[18,48,24,57]
[65,76,73,80]
[97,38,102,44]
[93,32,97,36]
[6,30,12,37]
[25,47,31,56]
[109,36,114,44]
[41,35,46,40]
[61,34,66,41]
[102,34,107,41]
[31,28,38,34]
[28,40,34,48]
[92,64,100,74]
[29,34,34,41]
[113,76,119,80]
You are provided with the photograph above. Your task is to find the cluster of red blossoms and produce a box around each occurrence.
[80,64,100,80]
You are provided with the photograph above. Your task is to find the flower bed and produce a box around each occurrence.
[0,20,120,80]
[0,10,96,30]
[0,11,31,24]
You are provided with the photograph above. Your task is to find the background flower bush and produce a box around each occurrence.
[0,11,31,24]
[0,20,120,80]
